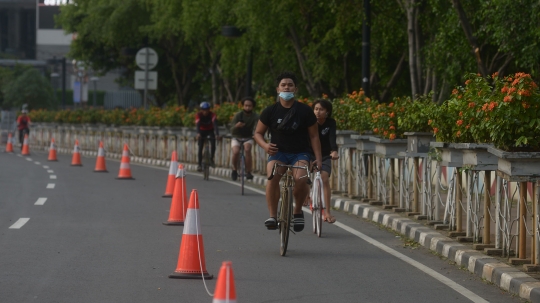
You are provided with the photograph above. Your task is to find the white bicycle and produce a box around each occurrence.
[309,159,329,237]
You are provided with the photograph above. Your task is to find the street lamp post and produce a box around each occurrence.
[90,76,99,107]
[222,26,253,97]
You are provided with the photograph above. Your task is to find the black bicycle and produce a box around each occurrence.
[235,138,251,195]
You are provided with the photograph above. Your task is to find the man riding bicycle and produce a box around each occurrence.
[254,72,322,232]
[196,102,220,172]
[230,96,259,181]
[16,109,31,150]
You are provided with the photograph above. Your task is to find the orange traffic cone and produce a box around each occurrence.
[212,261,237,303]
[94,141,108,172]
[169,189,213,279]
[48,138,58,161]
[116,143,134,180]
[162,151,178,197]
[163,164,188,225]
[71,139,82,166]
[21,133,30,155]
[5,133,13,153]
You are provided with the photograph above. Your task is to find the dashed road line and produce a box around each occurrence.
[47,170,54,173]
[35,198,47,205]
[43,165,49,169]
[9,218,30,229]
[46,183,55,189]
[50,175,57,179]
[34,161,41,165]
[26,158,32,161]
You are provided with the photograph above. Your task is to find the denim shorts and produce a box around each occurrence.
[268,151,311,165]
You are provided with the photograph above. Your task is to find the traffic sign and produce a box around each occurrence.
[134,71,158,90]
[136,48,158,70]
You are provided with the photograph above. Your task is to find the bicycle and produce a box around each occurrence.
[268,161,312,256]
[202,135,212,180]
[235,138,251,195]
[306,155,332,238]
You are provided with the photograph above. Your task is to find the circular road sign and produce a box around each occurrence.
[136,47,158,71]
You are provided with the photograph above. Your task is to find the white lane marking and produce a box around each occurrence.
[43,165,49,169]
[9,218,30,229]
[196,173,488,303]
[334,222,488,303]
[47,170,54,173]
[35,198,47,205]
[47,183,55,189]
[26,158,32,161]
[17,154,22,157]
[34,161,41,165]
[50,175,57,179]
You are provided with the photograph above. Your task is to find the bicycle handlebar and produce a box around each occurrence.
[267,162,310,181]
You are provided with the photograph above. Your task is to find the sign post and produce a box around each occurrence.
[135,47,158,109]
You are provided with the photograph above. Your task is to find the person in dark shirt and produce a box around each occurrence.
[16,109,31,149]
[230,97,259,181]
[305,99,339,223]
[196,102,220,171]
[254,72,322,232]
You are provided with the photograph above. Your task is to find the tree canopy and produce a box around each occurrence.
[56,0,540,107]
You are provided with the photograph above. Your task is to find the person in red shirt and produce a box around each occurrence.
[16,110,31,149]
[195,102,220,171]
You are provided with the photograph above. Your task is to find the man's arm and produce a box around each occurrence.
[254,121,277,155]
[308,123,322,170]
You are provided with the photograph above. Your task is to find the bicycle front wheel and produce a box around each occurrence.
[279,187,292,256]
[313,179,323,237]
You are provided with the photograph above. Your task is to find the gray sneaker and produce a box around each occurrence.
[231,170,238,181]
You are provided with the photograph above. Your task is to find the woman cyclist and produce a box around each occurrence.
[196,102,220,171]
[305,99,339,223]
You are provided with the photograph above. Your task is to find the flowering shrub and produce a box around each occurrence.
[396,95,437,134]
[332,89,373,132]
[369,101,399,140]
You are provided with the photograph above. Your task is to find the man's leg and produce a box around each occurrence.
[292,160,310,215]
[231,146,240,171]
[197,136,204,167]
[244,143,253,173]
[266,160,284,218]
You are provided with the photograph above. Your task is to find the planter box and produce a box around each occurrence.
[352,135,375,154]
[430,142,463,167]
[336,130,357,147]
[488,146,540,181]
[459,143,498,171]
[404,132,434,157]
[370,136,407,158]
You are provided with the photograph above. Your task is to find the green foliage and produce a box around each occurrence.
[2,68,56,110]
[397,95,437,133]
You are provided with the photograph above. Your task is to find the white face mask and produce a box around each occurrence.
[279,92,294,101]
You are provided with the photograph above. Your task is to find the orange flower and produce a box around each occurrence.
[456,131,461,137]
[433,127,439,134]
[389,125,395,130]
[389,133,396,140]
[466,124,470,129]
[488,102,497,111]
[492,72,499,78]
[468,102,475,108]
[456,120,463,126]
[459,111,463,117]
[504,95,512,102]
[452,89,459,95]
[428,119,432,125]
[388,102,394,107]
[389,112,395,118]
[465,79,471,85]
[522,102,531,109]
[383,131,388,137]
[373,128,378,133]
[501,86,508,93]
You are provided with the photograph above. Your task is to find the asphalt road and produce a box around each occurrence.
[0,150,527,303]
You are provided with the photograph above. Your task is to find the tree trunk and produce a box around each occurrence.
[451,0,488,77]
[288,26,318,96]
[380,52,406,102]
[405,0,419,98]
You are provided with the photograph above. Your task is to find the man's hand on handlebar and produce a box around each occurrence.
[266,143,278,156]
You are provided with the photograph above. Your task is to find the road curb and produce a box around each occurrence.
[329,195,540,302]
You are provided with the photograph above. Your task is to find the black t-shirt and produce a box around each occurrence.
[259,101,317,153]
[318,118,338,157]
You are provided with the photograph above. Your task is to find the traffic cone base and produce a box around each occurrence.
[162,151,178,197]
[169,190,212,280]
[163,164,188,225]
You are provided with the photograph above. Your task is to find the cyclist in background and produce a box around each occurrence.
[230,97,259,181]
[305,99,339,223]
[254,71,322,232]
[196,102,220,172]
[16,109,31,149]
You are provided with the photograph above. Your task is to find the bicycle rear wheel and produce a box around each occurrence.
[312,179,323,237]
[279,187,292,256]
[240,153,245,195]
[203,147,210,180]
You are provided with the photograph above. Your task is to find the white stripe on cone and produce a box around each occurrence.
[122,151,129,157]
[175,166,185,178]
[120,163,130,169]
[168,161,178,175]
[98,148,105,157]
[183,209,201,235]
